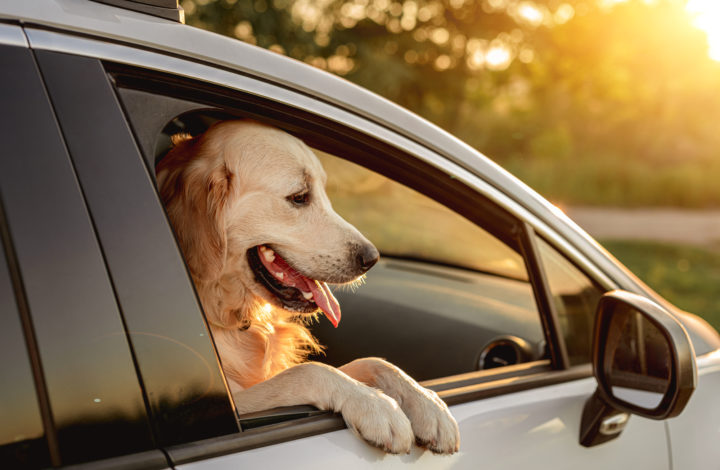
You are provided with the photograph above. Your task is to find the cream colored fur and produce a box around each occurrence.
[157,120,459,454]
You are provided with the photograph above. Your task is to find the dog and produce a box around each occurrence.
[156,119,459,454]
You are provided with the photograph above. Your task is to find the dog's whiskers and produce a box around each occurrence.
[336,274,367,293]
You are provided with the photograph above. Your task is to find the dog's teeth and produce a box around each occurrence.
[262,248,275,262]
[302,291,313,300]
[274,272,284,280]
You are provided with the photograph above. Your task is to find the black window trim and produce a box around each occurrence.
[520,223,571,370]
[0,44,62,467]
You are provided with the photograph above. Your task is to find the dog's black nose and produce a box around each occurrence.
[356,243,379,272]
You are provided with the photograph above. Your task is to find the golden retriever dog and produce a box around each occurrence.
[157,120,459,454]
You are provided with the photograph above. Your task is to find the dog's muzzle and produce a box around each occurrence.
[247,245,342,327]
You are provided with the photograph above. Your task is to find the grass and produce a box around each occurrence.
[501,155,720,208]
[601,240,720,333]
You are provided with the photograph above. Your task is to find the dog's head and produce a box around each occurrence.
[157,120,378,328]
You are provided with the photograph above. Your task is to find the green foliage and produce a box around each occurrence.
[184,0,720,207]
[503,152,720,207]
[602,240,720,332]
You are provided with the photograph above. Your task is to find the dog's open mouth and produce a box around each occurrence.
[247,245,341,327]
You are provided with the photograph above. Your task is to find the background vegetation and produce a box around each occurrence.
[184,0,720,207]
[604,240,720,330]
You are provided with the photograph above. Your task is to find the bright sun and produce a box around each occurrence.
[686,0,720,61]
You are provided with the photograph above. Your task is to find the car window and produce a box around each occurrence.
[535,236,604,365]
[108,64,576,421]
[111,75,550,381]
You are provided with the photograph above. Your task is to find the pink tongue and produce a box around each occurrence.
[307,280,341,328]
[259,248,341,327]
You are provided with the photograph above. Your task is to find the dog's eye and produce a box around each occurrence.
[288,192,310,206]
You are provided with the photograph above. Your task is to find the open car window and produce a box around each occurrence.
[147,110,546,381]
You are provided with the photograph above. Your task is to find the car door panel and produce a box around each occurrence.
[178,378,668,469]
[666,351,720,468]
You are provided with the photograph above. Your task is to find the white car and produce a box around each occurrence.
[0,1,718,468]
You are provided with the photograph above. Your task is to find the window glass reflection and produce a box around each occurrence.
[0,238,50,468]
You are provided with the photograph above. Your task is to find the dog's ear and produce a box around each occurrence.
[157,135,231,281]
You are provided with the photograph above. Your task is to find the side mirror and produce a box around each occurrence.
[580,290,697,447]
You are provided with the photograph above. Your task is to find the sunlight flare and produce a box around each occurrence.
[686,0,720,61]
[485,43,513,71]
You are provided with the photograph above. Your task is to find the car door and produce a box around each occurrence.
[23,26,673,469]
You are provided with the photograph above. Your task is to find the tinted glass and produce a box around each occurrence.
[0,230,50,468]
[536,237,604,365]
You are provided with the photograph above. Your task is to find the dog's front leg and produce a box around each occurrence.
[340,357,460,454]
[232,361,414,454]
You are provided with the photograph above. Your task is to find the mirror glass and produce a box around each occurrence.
[603,304,671,409]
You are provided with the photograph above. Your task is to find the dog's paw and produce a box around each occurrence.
[340,386,414,454]
[401,387,460,454]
